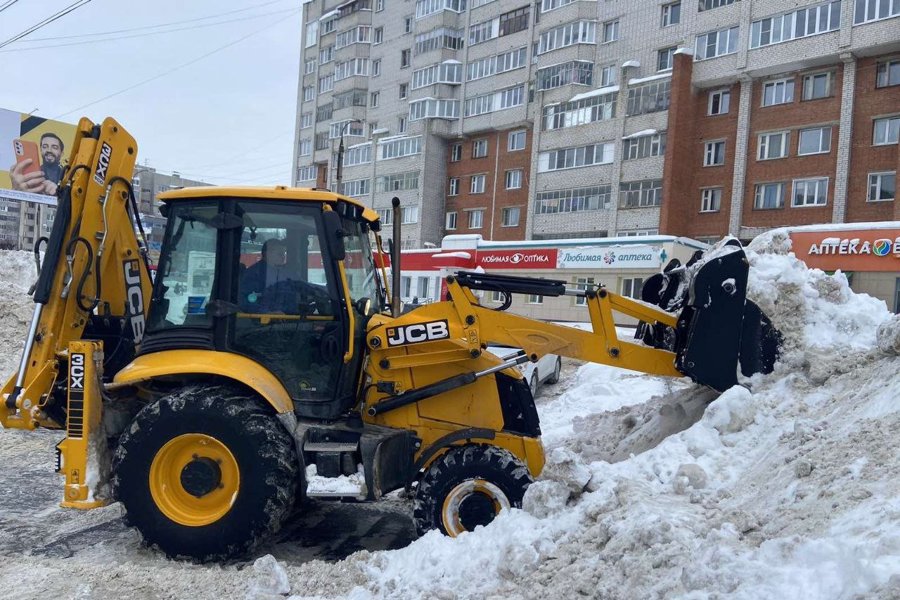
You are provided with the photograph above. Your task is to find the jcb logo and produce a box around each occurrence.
[123,259,145,343]
[70,353,85,390]
[386,320,450,347]
[93,142,112,186]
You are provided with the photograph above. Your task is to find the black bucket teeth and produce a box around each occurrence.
[636,240,781,392]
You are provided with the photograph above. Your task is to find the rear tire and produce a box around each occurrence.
[413,445,532,537]
[111,384,299,561]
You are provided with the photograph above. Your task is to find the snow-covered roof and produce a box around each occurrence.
[568,85,620,103]
[782,221,900,233]
[318,9,338,20]
[622,129,658,140]
[622,59,640,68]
[628,72,673,86]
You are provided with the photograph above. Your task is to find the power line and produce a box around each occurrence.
[0,0,93,50]
[0,7,297,53]
[0,0,22,15]
[16,0,291,42]
[54,11,298,119]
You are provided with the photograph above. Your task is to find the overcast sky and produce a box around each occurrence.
[0,0,303,186]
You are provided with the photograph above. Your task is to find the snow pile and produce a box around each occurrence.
[0,244,899,600]
[0,250,37,374]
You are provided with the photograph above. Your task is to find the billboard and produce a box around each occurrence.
[556,245,662,270]
[0,108,78,205]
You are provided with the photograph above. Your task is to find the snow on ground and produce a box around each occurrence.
[0,237,899,600]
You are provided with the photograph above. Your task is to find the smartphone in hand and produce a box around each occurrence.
[13,138,41,175]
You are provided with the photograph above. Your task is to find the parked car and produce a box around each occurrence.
[485,346,562,397]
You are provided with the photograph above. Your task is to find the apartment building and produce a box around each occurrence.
[293,0,900,247]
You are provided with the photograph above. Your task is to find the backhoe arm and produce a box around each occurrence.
[1,117,151,430]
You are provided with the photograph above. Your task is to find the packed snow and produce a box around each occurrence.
[0,232,898,599]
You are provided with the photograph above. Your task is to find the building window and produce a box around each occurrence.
[708,89,730,115]
[623,132,667,160]
[661,2,681,26]
[535,186,612,214]
[853,0,900,24]
[792,177,829,207]
[600,64,617,87]
[505,169,523,189]
[538,20,597,54]
[401,49,411,68]
[448,177,460,196]
[401,206,419,224]
[802,72,834,100]
[299,138,312,156]
[399,83,409,99]
[657,47,676,71]
[876,59,900,87]
[704,140,726,166]
[798,126,832,155]
[619,179,663,208]
[602,19,619,43]
[376,0,384,11]
[446,211,458,229]
[398,116,408,133]
[372,59,382,76]
[538,143,614,172]
[536,61,594,90]
[621,277,644,299]
[450,143,462,161]
[508,130,526,151]
[370,91,380,107]
[763,78,795,106]
[473,139,488,158]
[699,0,737,10]
[542,91,617,130]
[700,188,722,212]
[874,116,900,145]
[303,86,315,102]
[758,131,790,160]
[695,26,739,60]
[300,112,313,129]
[471,174,486,194]
[499,6,530,36]
[750,2,842,49]
[867,172,896,202]
[501,206,520,227]
[574,277,595,306]
[626,80,670,116]
[468,209,484,229]
[754,182,786,209]
[376,171,420,192]
[527,294,543,304]
[305,59,317,74]
[405,16,413,33]
[374,27,384,44]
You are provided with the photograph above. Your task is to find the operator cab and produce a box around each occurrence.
[142,188,382,419]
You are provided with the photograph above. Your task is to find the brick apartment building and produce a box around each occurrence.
[294,0,899,248]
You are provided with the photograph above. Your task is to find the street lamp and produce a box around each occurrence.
[335,118,363,192]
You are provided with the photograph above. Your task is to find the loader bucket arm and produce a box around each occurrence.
[416,239,780,393]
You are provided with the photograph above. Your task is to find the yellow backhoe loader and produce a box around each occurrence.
[1,118,780,560]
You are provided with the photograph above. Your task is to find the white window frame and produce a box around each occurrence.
[694,26,739,61]
[867,171,896,202]
[876,58,900,88]
[471,174,486,194]
[473,139,488,158]
[501,206,520,227]
[448,177,460,196]
[527,294,544,305]
[873,116,900,146]
[708,89,731,115]
[762,78,795,106]
[508,130,526,151]
[802,71,834,100]
[704,140,726,166]
[468,209,484,229]
[661,2,681,27]
[446,211,458,229]
[758,131,790,160]
[754,182,786,209]
[700,188,722,212]
[450,143,462,162]
[621,277,644,299]
[505,169,523,190]
[792,177,829,207]
[657,47,676,72]
[602,20,619,43]
[798,126,832,155]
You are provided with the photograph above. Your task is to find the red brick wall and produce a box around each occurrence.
[742,65,843,229]
[846,55,900,223]
[662,52,736,239]
[444,128,531,240]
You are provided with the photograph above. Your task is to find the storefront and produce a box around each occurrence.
[389,234,710,323]
[788,223,900,313]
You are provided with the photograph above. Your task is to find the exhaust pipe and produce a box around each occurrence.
[391,197,401,317]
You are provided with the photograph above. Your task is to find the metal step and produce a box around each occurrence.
[303,442,359,453]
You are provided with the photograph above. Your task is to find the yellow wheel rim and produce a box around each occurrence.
[149,433,240,527]
[441,479,510,537]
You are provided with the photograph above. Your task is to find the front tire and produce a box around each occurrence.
[413,445,532,537]
[111,384,299,561]
[547,357,562,384]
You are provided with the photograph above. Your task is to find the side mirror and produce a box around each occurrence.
[322,210,346,261]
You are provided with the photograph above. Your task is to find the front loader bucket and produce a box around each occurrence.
[640,240,781,392]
